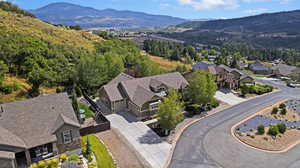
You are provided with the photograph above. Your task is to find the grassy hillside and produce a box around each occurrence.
[0,6,164,100]
[0,9,102,51]
[148,55,191,71]
[0,75,62,103]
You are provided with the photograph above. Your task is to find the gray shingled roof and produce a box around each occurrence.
[107,72,134,85]
[121,72,188,107]
[102,73,135,102]
[249,62,271,71]
[51,114,80,134]
[192,62,215,71]
[102,72,189,107]
[0,93,80,149]
[132,86,156,107]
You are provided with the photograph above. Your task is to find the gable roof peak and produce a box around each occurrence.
[52,114,80,134]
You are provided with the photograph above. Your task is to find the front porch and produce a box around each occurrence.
[15,142,57,167]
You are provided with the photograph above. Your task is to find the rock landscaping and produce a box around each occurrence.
[234,99,300,151]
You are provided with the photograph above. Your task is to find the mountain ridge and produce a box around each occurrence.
[161,9,300,50]
[31,2,186,29]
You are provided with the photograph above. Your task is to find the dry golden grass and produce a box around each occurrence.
[0,10,103,51]
[148,55,192,71]
[0,75,60,103]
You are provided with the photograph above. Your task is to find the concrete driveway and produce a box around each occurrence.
[106,113,171,168]
[215,90,246,105]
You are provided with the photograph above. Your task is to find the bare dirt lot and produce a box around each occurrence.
[96,130,145,168]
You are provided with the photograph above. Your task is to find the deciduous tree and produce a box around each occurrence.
[188,71,217,106]
[158,90,184,135]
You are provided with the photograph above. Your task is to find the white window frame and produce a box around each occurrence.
[63,130,72,144]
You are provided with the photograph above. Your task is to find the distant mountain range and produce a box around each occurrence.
[161,10,300,49]
[30,2,186,29]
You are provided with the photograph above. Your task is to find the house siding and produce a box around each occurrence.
[112,99,127,113]
[55,125,81,154]
[99,88,112,110]
[0,158,16,168]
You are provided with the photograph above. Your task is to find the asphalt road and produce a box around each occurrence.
[169,80,300,168]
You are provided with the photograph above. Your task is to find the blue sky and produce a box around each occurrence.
[8,0,300,19]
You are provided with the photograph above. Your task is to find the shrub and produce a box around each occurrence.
[0,83,20,94]
[84,152,93,163]
[207,99,219,110]
[37,161,47,168]
[68,153,80,163]
[279,103,286,109]
[257,125,265,135]
[75,86,82,97]
[277,123,287,134]
[240,84,249,95]
[59,154,68,162]
[56,87,63,93]
[185,104,201,116]
[47,158,59,168]
[29,163,38,168]
[268,125,279,136]
[271,107,278,115]
[280,108,287,115]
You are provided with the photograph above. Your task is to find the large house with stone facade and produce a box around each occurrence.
[192,62,254,89]
[0,93,81,168]
[99,72,189,119]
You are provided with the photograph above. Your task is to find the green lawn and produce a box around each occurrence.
[81,135,115,168]
[79,103,95,119]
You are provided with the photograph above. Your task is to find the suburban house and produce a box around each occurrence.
[192,62,254,89]
[0,93,81,168]
[248,61,272,75]
[99,72,189,119]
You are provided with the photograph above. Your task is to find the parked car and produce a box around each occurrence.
[287,83,297,88]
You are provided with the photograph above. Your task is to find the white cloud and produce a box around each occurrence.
[178,0,291,10]
[160,3,171,8]
[178,0,239,10]
[243,8,268,14]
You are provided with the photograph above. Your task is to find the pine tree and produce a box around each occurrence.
[86,136,92,155]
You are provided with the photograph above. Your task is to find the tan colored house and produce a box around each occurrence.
[99,72,189,119]
[192,62,254,89]
[0,93,81,168]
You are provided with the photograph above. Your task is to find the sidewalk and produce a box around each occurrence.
[215,90,246,105]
